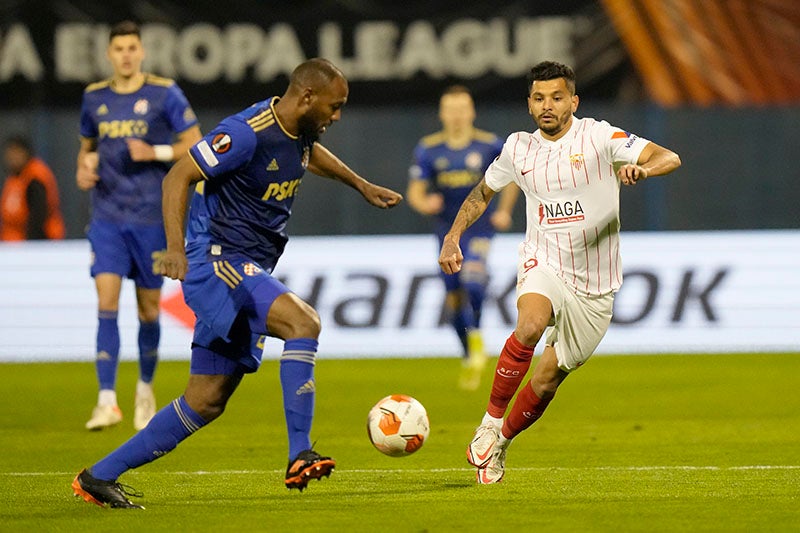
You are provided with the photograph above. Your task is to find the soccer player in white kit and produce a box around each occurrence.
[438,61,681,484]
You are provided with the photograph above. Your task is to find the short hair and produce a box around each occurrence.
[441,85,473,99]
[289,58,345,90]
[4,135,32,154]
[109,20,141,42]
[527,61,576,95]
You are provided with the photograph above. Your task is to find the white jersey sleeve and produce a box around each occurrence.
[484,133,522,192]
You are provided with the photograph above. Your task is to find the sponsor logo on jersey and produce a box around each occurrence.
[133,98,149,115]
[538,200,585,225]
[436,169,480,188]
[97,120,148,139]
[262,179,302,201]
[612,130,639,148]
[211,133,232,153]
[569,153,584,171]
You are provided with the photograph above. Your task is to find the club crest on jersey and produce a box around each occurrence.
[538,200,585,225]
[243,262,262,276]
[465,151,483,170]
[133,99,149,115]
[212,133,232,154]
[569,153,584,171]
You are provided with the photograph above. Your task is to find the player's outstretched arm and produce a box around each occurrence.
[618,141,681,186]
[308,142,403,209]
[439,179,495,275]
[161,155,203,281]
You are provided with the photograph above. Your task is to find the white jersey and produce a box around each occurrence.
[485,116,649,296]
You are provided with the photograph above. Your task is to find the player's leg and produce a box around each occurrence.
[85,220,131,430]
[467,292,551,468]
[264,291,336,490]
[73,369,241,508]
[133,286,161,430]
[86,272,124,430]
[129,223,167,430]
[459,236,492,386]
[480,290,614,484]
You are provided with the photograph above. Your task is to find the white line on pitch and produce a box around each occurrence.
[3,465,799,476]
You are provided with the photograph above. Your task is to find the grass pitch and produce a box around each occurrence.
[1,353,799,532]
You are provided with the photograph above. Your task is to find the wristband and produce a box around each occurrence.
[153,144,174,162]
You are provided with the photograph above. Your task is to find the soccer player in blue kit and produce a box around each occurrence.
[76,21,202,432]
[407,86,519,390]
[73,58,403,508]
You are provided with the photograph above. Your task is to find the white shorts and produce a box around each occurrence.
[516,255,614,372]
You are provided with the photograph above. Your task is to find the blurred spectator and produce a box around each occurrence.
[1,136,65,241]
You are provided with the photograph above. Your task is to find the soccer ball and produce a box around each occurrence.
[366,394,430,457]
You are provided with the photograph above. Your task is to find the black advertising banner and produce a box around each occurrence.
[0,0,635,108]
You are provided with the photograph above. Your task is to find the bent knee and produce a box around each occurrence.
[268,294,321,339]
[515,317,549,346]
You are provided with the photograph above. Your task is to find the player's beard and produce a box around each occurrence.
[536,111,571,137]
[297,115,321,142]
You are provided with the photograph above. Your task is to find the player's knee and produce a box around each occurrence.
[282,305,321,339]
[515,318,547,346]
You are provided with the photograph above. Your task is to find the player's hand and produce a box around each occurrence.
[490,210,512,231]
[160,249,189,281]
[362,183,403,209]
[127,139,156,162]
[417,193,444,216]
[76,152,100,191]
[438,237,463,275]
[618,164,648,186]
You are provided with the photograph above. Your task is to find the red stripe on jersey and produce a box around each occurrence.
[607,222,613,292]
[582,228,590,293]
[595,227,601,294]
[568,232,577,286]
[544,147,552,192]
[555,233,563,273]
[589,135,602,181]
[556,145,564,190]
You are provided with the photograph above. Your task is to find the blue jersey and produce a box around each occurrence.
[80,74,198,225]
[409,129,504,238]
[186,97,314,270]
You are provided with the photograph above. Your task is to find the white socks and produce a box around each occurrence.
[98,389,117,407]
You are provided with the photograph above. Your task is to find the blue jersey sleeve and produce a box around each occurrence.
[163,83,199,134]
[79,92,97,139]
[189,116,256,182]
[410,143,434,182]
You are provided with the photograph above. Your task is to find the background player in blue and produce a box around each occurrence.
[407,85,519,390]
[75,21,202,432]
[72,58,403,508]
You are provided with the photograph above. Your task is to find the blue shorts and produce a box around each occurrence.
[438,230,492,292]
[183,258,290,374]
[88,219,166,289]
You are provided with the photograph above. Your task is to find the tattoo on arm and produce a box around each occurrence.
[450,182,493,234]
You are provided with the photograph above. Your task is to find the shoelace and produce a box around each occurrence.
[115,482,144,499]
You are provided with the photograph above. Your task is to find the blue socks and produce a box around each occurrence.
[91,396,207,481]
[138,320,160,383]
[279,338,318,460]
[96,311,120,390]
